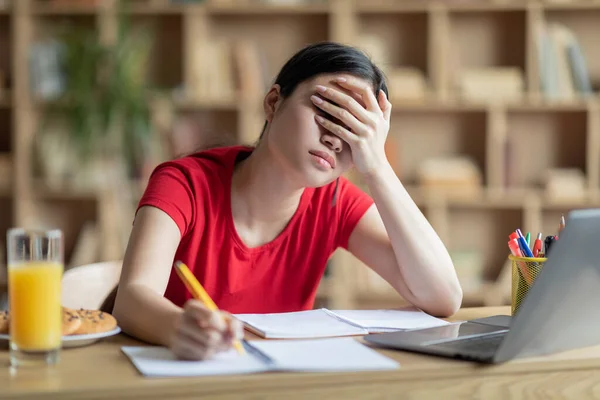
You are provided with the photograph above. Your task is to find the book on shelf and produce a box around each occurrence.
[232,40,268,101]
[537,22,593,101]
[387,68,428,102]
[458,68,524,103]
[543,168,587,203]
[187,38,269,104]
[189,39,236,103]
[416,156,483,199]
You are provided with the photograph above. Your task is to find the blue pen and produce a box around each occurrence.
[516,229,534,257]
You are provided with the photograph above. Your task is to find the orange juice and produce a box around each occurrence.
[8,262,63,351]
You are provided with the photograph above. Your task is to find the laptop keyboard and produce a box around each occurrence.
[428,333,506,361]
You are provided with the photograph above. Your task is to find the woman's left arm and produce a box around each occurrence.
[347,176,463,317]
[311,75,463,317]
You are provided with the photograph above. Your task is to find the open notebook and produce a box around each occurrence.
[234,308,450,339]
[122,338,399,378]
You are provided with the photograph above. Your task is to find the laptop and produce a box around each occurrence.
[364,208,600,364]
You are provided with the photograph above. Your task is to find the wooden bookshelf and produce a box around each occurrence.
[6,0,600,309]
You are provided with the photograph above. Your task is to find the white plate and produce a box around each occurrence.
[0,327,121,348]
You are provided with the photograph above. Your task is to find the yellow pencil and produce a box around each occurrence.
[173,261,246,355]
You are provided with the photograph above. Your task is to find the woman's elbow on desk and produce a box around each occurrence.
[412,272,463,318]
[422,284,463,318]
[406,288,462,319]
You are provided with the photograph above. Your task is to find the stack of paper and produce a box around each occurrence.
[122,338,400,378]
[234,308,450,339]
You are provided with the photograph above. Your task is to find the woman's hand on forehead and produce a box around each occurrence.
[310,75,392,176]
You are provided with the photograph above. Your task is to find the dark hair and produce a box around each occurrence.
[259,41,389,139]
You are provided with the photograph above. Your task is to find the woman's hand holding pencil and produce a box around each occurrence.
[168,261,246,361]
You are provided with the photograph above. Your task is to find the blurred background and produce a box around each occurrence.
[1,0,600,311]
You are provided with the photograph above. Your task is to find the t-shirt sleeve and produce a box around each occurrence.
[136,163,197,238]
[335,177,375,250]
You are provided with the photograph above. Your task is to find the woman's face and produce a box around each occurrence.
[263,73,367,188]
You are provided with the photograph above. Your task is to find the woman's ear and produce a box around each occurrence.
[263,84,282,122]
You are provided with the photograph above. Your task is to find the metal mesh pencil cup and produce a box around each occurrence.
[508,255,547,315]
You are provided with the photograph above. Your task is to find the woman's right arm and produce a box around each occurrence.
[112,206,183,346]
[112,206,243,360]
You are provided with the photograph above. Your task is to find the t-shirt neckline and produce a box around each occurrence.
[224,146,311,254]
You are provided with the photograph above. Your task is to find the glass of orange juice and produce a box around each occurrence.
[7,228,63,367]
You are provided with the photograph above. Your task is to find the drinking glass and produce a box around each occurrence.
[7,228,63,367]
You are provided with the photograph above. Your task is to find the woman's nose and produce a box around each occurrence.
[321,133,343,153]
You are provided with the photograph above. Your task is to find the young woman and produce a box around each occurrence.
[112,42,463,360]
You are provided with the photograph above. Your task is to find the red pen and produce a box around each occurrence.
[532,232,543,257]
[508,239,523,257]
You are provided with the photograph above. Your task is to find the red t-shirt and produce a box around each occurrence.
[137,145,374,314]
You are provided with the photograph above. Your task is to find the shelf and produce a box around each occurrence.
[355,1,430,13]
[405,185,600,209]
[449,9,526,73]
[206,1,330,15]
[543,0,600,11]
[174,96,240,111]
[505,109,588,191]
[124,0,329,15]
[354,0,528,13]
[388,109,487,187]
[540,194,600,209]
[124,1,191,15]
[356,8,428,75]
[207,12,328,85]
[504,98,592,112]
[31,2,100,15]
[171,109,240,155]
[444,1,528,12]
[388,95,598,111]
[447,205,523,282]
[32,179,99,200]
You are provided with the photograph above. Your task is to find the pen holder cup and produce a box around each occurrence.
[509,255,547,315]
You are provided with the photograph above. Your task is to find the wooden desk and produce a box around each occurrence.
[2,306,600,399]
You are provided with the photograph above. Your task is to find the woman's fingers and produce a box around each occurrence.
[314,84,372,124]
[311,94,363,135]
[184,300,226,331]
[378,90,392,121]
[315,115,356,145]
[173,338,217,361]
[180,315,225,346]
[333,76,381,113]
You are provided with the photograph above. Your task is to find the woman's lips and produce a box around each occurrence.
[309,150,336,169]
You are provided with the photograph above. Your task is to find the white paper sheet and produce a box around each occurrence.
[121,346,268,377]
[251,337,400,372]
[329,308,450,332]
[122,338,399,378]
[234,308,368,339]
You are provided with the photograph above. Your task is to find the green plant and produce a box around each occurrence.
[55,4,155,178]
